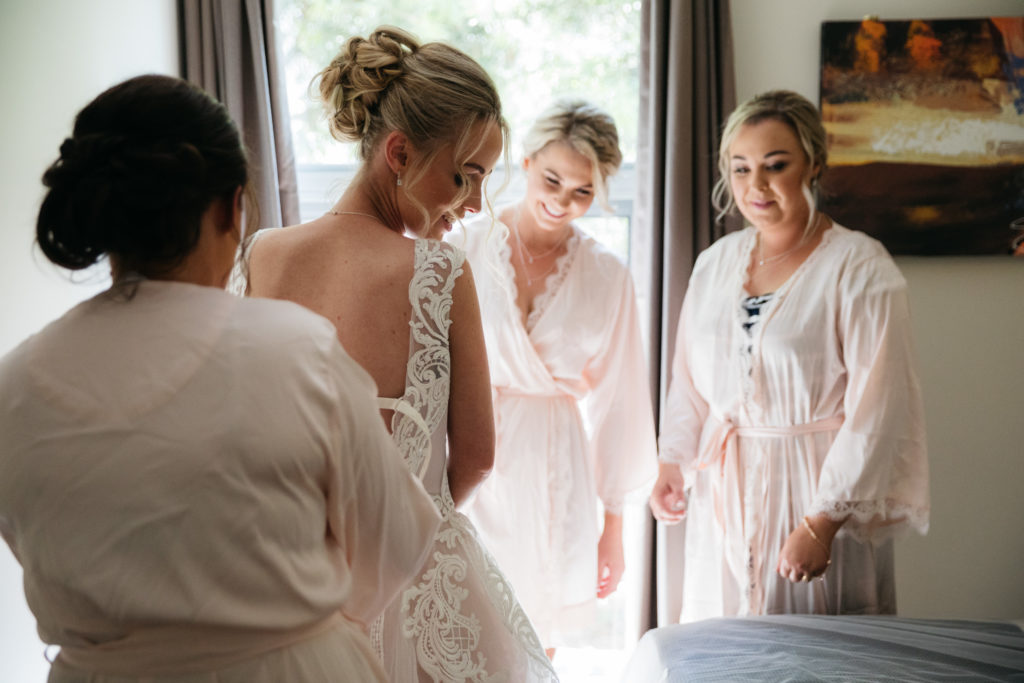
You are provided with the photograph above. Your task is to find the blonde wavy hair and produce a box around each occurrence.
[522,100,622,212]
[313,25,509,230]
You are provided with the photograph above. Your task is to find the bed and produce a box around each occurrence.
[621,615,1024,682]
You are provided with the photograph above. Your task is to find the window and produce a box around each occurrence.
[275,0,640,254]
[274,2,643,678]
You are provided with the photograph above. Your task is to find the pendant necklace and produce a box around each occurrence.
[516,226,569,264]
[512,219,570,286]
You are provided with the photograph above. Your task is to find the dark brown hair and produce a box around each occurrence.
[36,74,249,275]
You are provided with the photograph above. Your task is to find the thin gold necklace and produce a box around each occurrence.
[757,239,802,267]
[515,226,570,263]
[512,220,571,286]
[757,213,821,266]
[328,209,380,221]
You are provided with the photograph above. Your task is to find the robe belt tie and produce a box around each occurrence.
[56,611,348,676]
[696,414,845,473]
[696,414,844,615]
[492,385,574,400]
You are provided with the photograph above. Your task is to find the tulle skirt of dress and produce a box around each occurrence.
[373,509,558,682]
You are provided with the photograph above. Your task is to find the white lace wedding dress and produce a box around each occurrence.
[371,239,558,682]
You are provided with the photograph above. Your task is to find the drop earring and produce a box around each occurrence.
[396,173,403,187]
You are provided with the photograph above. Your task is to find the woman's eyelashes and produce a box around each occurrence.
[731,161,789,176]
[545,174,591,197]
[456,168,486,188]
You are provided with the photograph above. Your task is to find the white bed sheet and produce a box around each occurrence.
[621,615,1024,682]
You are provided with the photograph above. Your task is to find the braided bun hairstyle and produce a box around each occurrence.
[36,74,249,274]
[314,26,508,218]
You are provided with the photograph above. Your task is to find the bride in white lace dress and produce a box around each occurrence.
[238,27,557,682]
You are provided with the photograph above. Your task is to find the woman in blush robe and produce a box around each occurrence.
[451,100,658,653]
[0,74,439,683]
[649,90,930,622]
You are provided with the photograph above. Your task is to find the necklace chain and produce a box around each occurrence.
[328,209,380,221]
[511,218,571,286]
[757,240,802,266]
[756,213,822,267]
[516,228,569,263]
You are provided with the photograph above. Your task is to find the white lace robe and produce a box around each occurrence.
[450,215,658,644]
[660,224,930,621]
[371,239,557,682]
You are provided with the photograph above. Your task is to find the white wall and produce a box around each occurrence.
[731,0,1024,620]
[0,1,178,679]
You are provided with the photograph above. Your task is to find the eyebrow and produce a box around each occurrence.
[731,149,792,161]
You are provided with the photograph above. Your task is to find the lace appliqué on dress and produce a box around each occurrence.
[375,239,556,683]
[388,239,462,487]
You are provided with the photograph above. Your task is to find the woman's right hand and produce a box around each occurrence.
[649,461,687,524]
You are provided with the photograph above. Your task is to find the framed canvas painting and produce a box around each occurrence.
[819,17,1024,256]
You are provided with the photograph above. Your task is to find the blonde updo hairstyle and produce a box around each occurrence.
[521,100,622,212]
[314,26,509,229]
[711,90,827,236]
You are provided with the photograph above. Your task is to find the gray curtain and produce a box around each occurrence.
[179,0,299,229]
[635,0,740,630]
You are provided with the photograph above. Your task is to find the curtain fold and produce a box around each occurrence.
[635,0,739,631]
[179,0,299,229]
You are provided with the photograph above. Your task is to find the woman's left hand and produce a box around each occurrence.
[597,512,625,598]
[777,514,842,583]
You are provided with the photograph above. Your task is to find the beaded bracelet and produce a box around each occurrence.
[802,516,832,565]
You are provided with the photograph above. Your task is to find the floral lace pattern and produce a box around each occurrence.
[496,226,581,334]
[387,239,461,488]
[809,499,931,544]
[373,239,557,682]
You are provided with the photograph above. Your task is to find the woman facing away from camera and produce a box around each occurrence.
[649,89,930,621]
[449,100,658,656]
[237,26,557,683]
[0,74,440,683]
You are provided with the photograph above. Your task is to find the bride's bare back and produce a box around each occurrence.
[246,214,416,400]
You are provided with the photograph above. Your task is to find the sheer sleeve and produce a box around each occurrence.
[810,252,929,540]
[321,340,441,625]
[657,287,711,479]
[582,265,658,513]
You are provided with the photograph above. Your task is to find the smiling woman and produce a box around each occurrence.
[274,0,641,252]
[235,25,559,683]
[449,100,658,667]
[651,89,930,624]
[271,4,645,679]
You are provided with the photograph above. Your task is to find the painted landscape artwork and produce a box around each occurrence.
[820,17,1024,255]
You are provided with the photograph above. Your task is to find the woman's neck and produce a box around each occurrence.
[755,211,822,255]
[336,172,405,235]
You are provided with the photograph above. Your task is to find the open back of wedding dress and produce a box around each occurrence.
[371,239,557,682]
